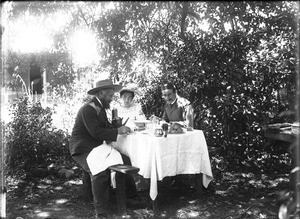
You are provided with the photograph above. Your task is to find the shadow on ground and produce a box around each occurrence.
[6,170,289,219]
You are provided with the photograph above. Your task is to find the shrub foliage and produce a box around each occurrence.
[5,97,71,177]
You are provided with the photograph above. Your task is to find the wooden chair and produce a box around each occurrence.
[108,164,140,214]
[82,164,140,214]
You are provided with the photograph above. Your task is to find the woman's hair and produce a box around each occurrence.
[162,83,176,93]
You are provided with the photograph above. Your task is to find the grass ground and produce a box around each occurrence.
[6,168,291,219]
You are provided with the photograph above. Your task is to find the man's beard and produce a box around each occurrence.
[101,98,111,109]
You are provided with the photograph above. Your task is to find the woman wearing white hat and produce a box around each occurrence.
[115,85,146,131]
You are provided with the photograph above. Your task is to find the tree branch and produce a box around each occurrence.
[77,6,90,28]
[180,1,189,40]
[187,9,200,20]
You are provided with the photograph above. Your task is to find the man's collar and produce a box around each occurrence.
[170,97,177,105]
[95,96,103,107]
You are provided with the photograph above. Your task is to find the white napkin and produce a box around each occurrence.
[86,142,123,188]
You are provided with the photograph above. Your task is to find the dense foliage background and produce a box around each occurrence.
[2,1,299,176]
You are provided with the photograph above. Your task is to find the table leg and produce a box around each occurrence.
[152,198,159,214]
[115,172,126,214]
[194,173,204,195]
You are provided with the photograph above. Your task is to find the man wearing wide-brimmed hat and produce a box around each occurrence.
[69,79,140,218]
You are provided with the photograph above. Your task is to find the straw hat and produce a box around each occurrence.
[87,79,122,95]
[120,88,135,97]
[119,83,138,97]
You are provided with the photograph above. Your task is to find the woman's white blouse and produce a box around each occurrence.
[116,103,146,130]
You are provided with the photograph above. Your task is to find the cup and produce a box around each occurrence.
[162,123,168,131]
[146,123,154,133]
[161,123,168,137]
[112,108,118,120]
[154,128,163,137]
[112,117,123,128]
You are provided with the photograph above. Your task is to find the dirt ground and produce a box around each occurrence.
[6,169,289,219]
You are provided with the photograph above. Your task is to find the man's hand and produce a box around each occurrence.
[149,115,161,123]
[118,125,131,135]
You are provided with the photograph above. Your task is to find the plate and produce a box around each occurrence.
[168,130,184,134]
[133,120,151,124]
[133,120,151,128]
[138,130,149,134]
[136,127,146,131]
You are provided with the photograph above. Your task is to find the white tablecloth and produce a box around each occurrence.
[112,129,213,200]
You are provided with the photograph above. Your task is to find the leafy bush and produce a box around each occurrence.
[5,97,72,177]
[49,79,93,134]
[140,82,164,119]
[141,31,295,172]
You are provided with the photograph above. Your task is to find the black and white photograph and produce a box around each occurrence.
[0,1,299,218]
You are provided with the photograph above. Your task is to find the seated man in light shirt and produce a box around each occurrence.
[161,82,194,128]
[115,85,146,131]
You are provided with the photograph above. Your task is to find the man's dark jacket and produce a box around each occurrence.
[69,97,118,156]
[162,95,190,123]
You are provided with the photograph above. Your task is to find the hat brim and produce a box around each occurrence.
[87,84,123,95]
[120,88,135,94]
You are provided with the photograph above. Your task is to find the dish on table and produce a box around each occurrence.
[168,122,184,134]
[133,120,151,125]
[135,127,146,131]
[137,130,149,134]
[133,120,151,130]
[168,130,184,134]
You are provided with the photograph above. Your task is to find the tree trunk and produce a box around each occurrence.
[294,4,300,216]
[0,20,6,218]
[180,2,189,42]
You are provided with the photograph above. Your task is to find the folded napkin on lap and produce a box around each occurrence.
[86,142,123,188]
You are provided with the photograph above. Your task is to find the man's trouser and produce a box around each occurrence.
[72,153,137,214]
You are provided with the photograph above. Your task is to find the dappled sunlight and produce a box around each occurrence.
[177,208,207,218]
[40,178,53,185]
[46,11,71,33]
[7,170,286,218]
[269,177,289,187]
[188,199,197,204]
[37,184,51,189]
[3,4,72,54]
[55,198,68,204]
[66,179,83,185]
[215,190,228,196]
[224,22,232,32]
[54,186,63,191]
[198,19,210,32]
[63,179,83,186]
[248,179,267,188]
[8,21,52,53]
[69,29,100,68]
[34,210,51,217]
[132,209,154,218]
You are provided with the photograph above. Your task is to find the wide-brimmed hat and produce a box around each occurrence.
[119,83,138,97]
[87,79,122,95]
[120,87,135,97]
